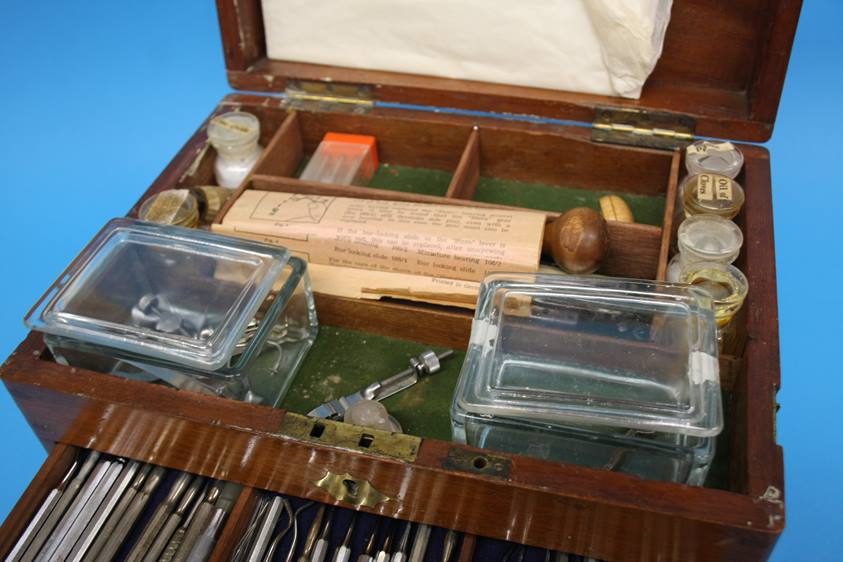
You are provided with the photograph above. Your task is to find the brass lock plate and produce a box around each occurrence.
[278,413,421,462]
[312,471,394,508]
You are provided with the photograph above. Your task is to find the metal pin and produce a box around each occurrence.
[125,472,195,562]
[331,512,356,562]
[406,523,430,562]
[440,530,458,562]
[94,465,167,562]
[4,457,80,562]
[310,506,334,562]
[390,522,412,562]
[230,496,271,562]
[298,504,326,562]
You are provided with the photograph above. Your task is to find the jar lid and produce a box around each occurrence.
[685,141,744,178]
[139,189,200,227]
[25,218,292,371]
[452,274,723,437]
[677,215,743,263]
[207,111,260,149]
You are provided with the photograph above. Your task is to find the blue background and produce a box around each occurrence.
[0,1,839,559]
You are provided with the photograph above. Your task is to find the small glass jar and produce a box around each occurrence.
[666,216,743,282]
[207,111,263,188]
[139,189,200,227]
[681,173,745,219]
[685,141,744,178]
[680,261,749,329]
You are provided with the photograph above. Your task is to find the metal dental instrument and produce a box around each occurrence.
[36,457,117,562]
[440,530,458,562]
[231,496,271,562]
[308,350,454,419]
[331,512,356,562]
[390,522,412,562]
[298,504,327,562]
[125,472,195,562]
[374,521,395,562]
[66,459,141,562]
[357,520,380,562]
[279,501,315,562]
[406,523,430,562]
[169,482,223,562]
[82,462,153,562]
[309,506,334,562]
[4,457,80,562]
[95,465,167,562]
[246,495,284,562]
[552,552,569,562]
[183,495,233,562]
[259,499,292,562]
[20,452,100,562]
[142,476,206,562]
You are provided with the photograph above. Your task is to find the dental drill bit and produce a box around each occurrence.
[406,523,430,562]
[357,520,380,562]
[374,521,395,562]
[331,512,357,562]
[389,522,412,562]
[309,507,334,562]
[298,504,326,562]
[440,530,458,562]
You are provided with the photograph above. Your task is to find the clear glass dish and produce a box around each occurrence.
[25,218,318,405]
[450,273,723,484]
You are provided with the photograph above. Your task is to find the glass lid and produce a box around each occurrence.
[25,218,291,371]
[453,274,723,437]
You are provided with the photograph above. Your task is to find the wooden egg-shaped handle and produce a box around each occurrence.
[543,207,609,274]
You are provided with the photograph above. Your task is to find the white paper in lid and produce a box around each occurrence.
[261,0,673,100]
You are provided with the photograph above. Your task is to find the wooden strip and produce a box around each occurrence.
[207,486,257,562]
[446,128,480,200]
[214,0,265,71]
[457,533,477,562]
[252,111,303,178]
[0,444,75,559]
[656,149,681,281]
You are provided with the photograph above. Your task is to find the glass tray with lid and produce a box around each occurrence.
[450,273,723,484]
[25,218,318,406]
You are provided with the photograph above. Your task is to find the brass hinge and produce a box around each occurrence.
[592,106,695,150]
[285,79,374,114]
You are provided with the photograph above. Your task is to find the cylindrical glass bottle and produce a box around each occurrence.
[680,261,748,329]
[685,141,744,178]
[666,216,743,282]
[681,173,745,219]
[207,111,263,188]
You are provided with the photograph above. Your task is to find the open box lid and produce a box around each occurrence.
[215,0,801,144]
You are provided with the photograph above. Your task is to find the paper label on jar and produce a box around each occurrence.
[696,174,715,201]
[714,176,733,201]
[687,141,735,155]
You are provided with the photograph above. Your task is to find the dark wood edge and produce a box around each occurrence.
[458,533,477,562]
[445,128,480,200]
[0,443,73,559]
[656,149,681,281]
[214,0,265,71]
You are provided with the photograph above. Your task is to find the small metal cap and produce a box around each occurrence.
[410,350,440,376]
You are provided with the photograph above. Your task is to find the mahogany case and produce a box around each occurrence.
[0,1,800,560]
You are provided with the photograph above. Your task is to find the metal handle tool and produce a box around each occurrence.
[93,465,167,562]
[246,495,284,562]
[169,482,222,562]
[309,350,454,419]
[19,451,101,562]
[356,519,380,562]
[36,457,118,562]
[389,522,412,562]
[4,457,79,562]
[66,460,141,562]
[440,529,458,562]
[373,520,395,562]
[331,511,356,562]
[231,496,271,562]
[309,506,334,562]
[297,504,326,562]
[183,504,228,562]
[142,476,206,562]
[125,472,196,562]
[406,523,430,562]
[81,462,153,562]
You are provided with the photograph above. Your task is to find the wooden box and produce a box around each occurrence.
[0,1,800,560]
